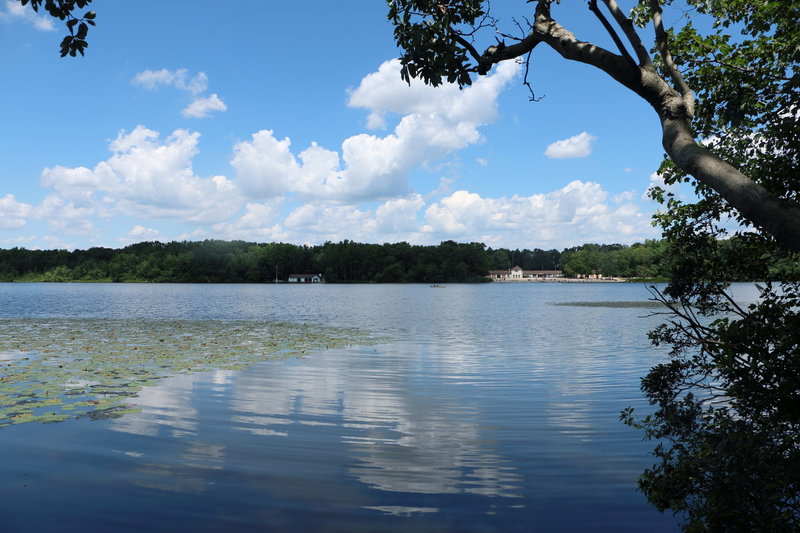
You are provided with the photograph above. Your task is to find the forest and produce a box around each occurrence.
[1,237,794,284]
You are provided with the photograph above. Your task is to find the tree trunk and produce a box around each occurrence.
[661,116,800,252]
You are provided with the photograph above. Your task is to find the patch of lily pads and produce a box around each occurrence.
[549,301,665,308]
[0,318,384,428]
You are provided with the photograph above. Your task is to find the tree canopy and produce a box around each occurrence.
[389,0,800,529]
[388,0,800,252]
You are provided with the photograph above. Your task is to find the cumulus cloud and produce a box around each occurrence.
[121,225,162,244]
[232,59,520,203]
[40,125,242,224]
[132,68,208,94]
[210,201,287,242]
[0,1,55,31]
[375,194,425,234]
[0,194,33,229]
[201,182,655,249]
[231,131,303,198]
[132,68,226,118]
[544,132,597,159]
[613,190,636,203]
[182,93,227,118]
[421,180,656,247]
[35,195,98,236]
[282,203,377,240]
[17,59,660,250]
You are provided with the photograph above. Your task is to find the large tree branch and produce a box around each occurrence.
[526,1,643,95]
[649,0,695,118]
[476,30,540,75]
[662,117,800,251]
[600,0,653,67]
[452,33,483,64]
[466,0,800,252]
[475,1,641,92]
[588,0,636,68]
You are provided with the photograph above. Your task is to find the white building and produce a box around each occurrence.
[288,273,323,283]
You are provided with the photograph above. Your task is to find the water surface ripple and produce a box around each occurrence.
[0,282,684,532]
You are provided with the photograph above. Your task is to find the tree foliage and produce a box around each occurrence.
[388,0,800,251]
[560,240,669,279]
[624,1,800,529]
[0,240,493,284]
[388,0,800,528]
[18,0,95,56]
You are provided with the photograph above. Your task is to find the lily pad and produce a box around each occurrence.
[0,318,385,428]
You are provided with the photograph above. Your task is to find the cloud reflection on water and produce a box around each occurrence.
[228,344,524,499]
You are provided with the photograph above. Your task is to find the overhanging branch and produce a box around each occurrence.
[650,0,695,117]
[600,0,653,67]
[588,0,637,68]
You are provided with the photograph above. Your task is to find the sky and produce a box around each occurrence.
[0,0,686,251]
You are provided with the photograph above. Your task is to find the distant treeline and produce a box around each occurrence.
[0,238,795,283]
[0,240,491,283]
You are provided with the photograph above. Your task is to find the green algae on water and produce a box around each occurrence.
[0,318,384,428]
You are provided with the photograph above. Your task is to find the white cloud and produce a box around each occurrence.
[231,130,303,198]
[121,225,162,244]
[35,195,97,236]
[375,194,425,233]
[421,180,656,247]
[201,182,655,249]
[348,59,517,128]
[182,93,227,118]
[132,68,208,94]
[544,132,596,159]
[284,203,375,238]
[613,190,636,203]
[18,58,661,250]
[232,59,520,203]
[0,235,37,247]
[0,194,33,229]
[1,1,55,31]
[476,157,488,167]
[41,234,75,250]
[40,125,243,224]
[132,69,225,119]
[210,200,287,242]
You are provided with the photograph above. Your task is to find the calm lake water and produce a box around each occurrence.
[0,282,688,532]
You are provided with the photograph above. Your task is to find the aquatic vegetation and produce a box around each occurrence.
[0,318,383,427]
[549,301,665,309]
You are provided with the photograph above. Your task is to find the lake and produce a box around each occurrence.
[0,282,684,532]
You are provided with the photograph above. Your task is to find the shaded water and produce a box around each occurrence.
[0,283,684,531]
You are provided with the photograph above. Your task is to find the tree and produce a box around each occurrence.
[388,1,799,528]
[387,0,800,252]
[18,0,96,57]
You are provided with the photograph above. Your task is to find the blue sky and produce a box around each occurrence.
[0,0,683,251]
